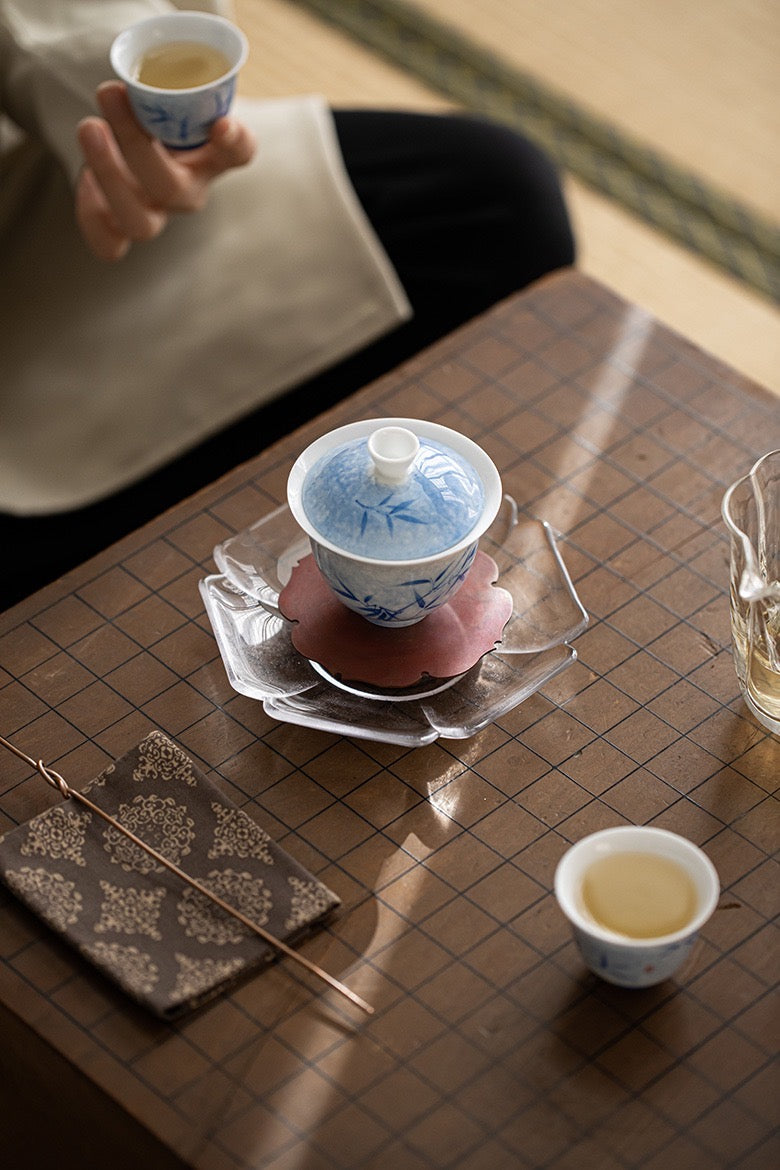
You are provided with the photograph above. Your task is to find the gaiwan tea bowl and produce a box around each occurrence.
[286,418,502,627]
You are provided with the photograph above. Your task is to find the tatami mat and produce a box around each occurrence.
[235,0,451,107]
[234,0,779,392]
[397,0,780,224]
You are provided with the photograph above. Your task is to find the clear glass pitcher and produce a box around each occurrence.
[721,449,780,734]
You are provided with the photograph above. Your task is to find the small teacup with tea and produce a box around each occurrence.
[554,826,719,988]
[110,11,248,149]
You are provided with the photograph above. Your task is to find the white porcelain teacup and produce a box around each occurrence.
[554,826,720,988]
[110,11,248,149]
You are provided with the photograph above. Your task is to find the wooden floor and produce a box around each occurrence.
[234,0,779,392]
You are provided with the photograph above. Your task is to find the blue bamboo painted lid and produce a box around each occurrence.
[300,425,486,560]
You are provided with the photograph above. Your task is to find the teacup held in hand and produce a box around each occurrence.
[110,11,248,149]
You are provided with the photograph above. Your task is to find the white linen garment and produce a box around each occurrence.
[0,0,411,514]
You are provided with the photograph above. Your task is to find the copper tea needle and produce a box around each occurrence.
[0,733,373,1016]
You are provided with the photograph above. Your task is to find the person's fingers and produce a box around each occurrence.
[202,117,257,175]
[77,115,168,243]
[94,82,195,209]
[74,164,131,262]
[74,82,255,260]
[97,83,255,202]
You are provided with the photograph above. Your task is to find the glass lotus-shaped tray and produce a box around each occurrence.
[199,498,588,747]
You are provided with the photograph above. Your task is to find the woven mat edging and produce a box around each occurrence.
[289,0,780,302]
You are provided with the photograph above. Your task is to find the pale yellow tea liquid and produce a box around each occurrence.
[581,851,697,938]
[731,601,780,730]
[136,41,231,89]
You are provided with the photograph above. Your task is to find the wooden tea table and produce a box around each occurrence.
[1,271,777,1170]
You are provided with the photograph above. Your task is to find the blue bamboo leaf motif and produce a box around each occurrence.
[355,496,432,540]
[329,577,361,603]
[214,91,231,119]
[315,537,479,625]
[139,101,172,126]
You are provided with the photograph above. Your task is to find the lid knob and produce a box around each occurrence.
[368,426,420,484]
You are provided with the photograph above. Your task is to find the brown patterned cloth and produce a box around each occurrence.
[0,731,341,1018]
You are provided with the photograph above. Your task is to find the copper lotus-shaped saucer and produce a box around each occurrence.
[278,551,513,692]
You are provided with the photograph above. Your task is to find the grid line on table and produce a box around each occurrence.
[39,730,757,1170]
[357,796,756,980]
[197,925,773,1170]
[6,879,767,1170]
[250,795,767,1053]
[1,273,777,1170]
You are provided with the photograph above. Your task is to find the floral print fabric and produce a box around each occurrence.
[0,730,340,1017]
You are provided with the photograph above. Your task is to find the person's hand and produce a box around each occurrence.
[75,80,256,261]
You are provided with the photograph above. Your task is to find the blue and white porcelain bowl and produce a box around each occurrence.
[287,418,503,627]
